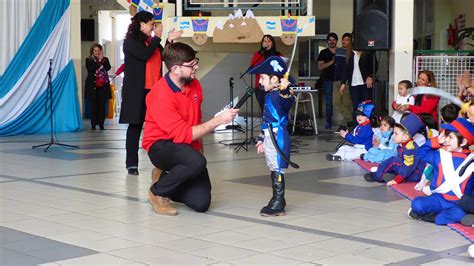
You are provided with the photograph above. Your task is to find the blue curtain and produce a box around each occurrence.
[0,0,69,98]
[0,61,81,136]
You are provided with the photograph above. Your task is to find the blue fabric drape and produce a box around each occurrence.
[0,0,70,98]
[0,61,82,135]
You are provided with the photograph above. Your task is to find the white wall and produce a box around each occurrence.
[329,0,353,37]
[389,0,414,112]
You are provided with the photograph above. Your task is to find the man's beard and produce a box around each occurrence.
[180,75,194,85]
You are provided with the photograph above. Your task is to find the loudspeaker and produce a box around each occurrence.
[353,0,391,51]
[81,19,95,42]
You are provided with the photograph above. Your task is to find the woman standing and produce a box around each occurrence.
[339,49,377,123]
[119,11,161,176]
[249,35,283,112]
[84,43,111,130]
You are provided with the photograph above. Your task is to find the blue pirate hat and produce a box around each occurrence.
[441,117,474,145]
[354,100,375,118]
[400,113,425,137]
[247,56,296,84]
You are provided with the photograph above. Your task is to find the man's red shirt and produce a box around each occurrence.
[142,73,203,152]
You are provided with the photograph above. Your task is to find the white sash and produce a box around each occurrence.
[432,151,474,199]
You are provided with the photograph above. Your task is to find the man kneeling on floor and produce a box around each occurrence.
[142,42,239,215]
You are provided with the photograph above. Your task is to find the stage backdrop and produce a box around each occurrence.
[0,0,82,136]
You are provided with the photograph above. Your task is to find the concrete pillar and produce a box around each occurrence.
[389,0,414,112]
[176,0,182,16]
[307,0,313,16]
[70,0,82,113]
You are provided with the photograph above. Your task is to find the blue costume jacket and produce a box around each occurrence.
[411,138,473,225]
[373,140,425,183]
[344,120,373,150]
[259,87,295,170]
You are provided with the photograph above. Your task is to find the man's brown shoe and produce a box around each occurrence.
[148,190,178,216]
[151,167,162,185]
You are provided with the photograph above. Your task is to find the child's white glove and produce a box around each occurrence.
[422,186,432,196]
[414,176,428,191]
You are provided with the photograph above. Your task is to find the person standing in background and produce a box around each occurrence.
[333,32,354,128]
[317,32,338,129]
[339,40,377,124]
[84,43,111,131]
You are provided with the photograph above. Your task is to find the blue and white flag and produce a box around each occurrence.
[138,0,154,13]
[0,0,81,136]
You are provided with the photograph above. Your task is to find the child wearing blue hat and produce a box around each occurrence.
[409,117,474,225]
[364,113,427,185]
[326,100,375,161]
[248,56,295,217]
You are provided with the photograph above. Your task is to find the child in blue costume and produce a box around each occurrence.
[364,113,427,185]
[408,118,474,225]
[248,56,295,217]
[363,116,398,163]
[326,101,375,161]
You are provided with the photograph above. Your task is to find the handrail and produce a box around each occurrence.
[414,50,474,54]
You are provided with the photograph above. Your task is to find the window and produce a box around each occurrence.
[298,36,327,79]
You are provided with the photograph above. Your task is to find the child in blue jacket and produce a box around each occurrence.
[364,113,427,185]
[327,100,375,161]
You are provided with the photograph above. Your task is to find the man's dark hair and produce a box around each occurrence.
[163,42,197,70]
[327,32,338,41]
[441,103,461,123]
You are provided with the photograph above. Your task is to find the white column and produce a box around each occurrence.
[176,0,182,16]
[110,12,116,72]
[70,0,82,113]
[389,0,414,112]
[306,0,313,16]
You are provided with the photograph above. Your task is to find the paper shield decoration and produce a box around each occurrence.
[192,16,209,33]
[280,15,298,34]
[153,4,163,22]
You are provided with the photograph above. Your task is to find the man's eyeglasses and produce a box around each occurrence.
[179,58,199,69]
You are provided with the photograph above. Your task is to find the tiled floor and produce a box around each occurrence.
[0,119,472,265]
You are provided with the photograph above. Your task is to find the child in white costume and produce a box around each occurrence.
[392,80,415,123]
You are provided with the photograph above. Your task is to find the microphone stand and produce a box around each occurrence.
[225,77,244,132]
[32,59,79,152]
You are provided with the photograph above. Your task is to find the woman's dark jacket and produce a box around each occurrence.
[119,36,160,124]
[84,57,112,100]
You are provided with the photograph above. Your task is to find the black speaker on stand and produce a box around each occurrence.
[353,0,391,51]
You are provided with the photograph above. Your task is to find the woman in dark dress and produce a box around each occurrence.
[119,11,161,175]
[84,43,111,130]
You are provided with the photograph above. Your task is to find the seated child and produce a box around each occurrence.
[415,106,459,194]
[326,101,375,161]
[392,80,415,123]
[409,117,474,225]
[364,113,426,186]
[412,113,439,147]
[363,116,398,163]
[249,56,295,217]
